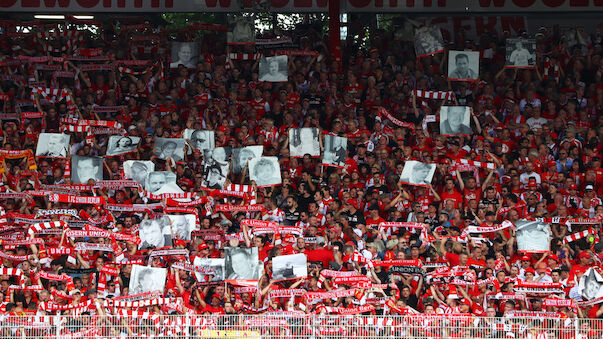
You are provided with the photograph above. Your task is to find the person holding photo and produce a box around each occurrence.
[509,40,531,66]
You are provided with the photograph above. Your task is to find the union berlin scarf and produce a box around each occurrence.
[30,87,74,108]
[377,106,415,129]
[268,289,306,299]
[276,50,320,57]
[36,271,75,290]
[465,220,515,234]
[303,288,357,301]
[241,219,278,228]
[378,222,426,231]
[228,53,260,60]
[317,269,359,288]
[543,297,577,313]
[214,205,264,212]
[36,30,83,53]
[317,304,375,315]
[171,262,216,275]
[343,251,374,268]
[48,194,106,205]
[564,229,597,244]
[454,159,496,170]
[513,281,564,294]
[412,90,455,101]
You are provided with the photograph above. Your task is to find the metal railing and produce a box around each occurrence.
[0,314,600,338]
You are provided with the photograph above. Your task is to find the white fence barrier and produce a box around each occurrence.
[0,314,600,338]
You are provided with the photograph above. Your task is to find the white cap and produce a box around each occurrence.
[353,229,362,238]
[585,185,594,190]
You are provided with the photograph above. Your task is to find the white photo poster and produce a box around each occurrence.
[414,26,445,57]
[248,157,282,187]
[106,136,140,156]
[36,133,70,158]
[289,127,320,157]
[145,171,178,194]
[448,50,480,81]
[506,38,536,68]
[272,253,307,281]
[167,214,196,241]
[193,257,225,282]
[440,106,472,136]
[399,160,436,187]
[259,55,288,82]
[71,155,103,184]
[232,145,263,174]
[224,247,261,281]
[578,267,603,301]
[139,216,172,249]
[515,219,551,253]
[123,160,155,185]
[154,138,186,162]
[184,129,214,153]
[129,265,167,295]
[322,134,347,168]
[227,16,255,44]
[170,42,199,69]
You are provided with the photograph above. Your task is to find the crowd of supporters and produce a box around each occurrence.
[0,16,601,332]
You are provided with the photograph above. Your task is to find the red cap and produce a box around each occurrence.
[548,254,559,262]
[346,199,358,210]
[548,160,557,167]
[198,243,209,251]
[218,126,227,133]
[524,267,535,275]
[521,255,531,261]
[578,251,591,259]
[212,293,221,299]
[460,299,472,307]
[569,183,578,190]
[175,239,186,247]
[528,181,537,188]
[345,241,355,247]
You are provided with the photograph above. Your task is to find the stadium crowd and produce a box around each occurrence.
[0,16,602,337]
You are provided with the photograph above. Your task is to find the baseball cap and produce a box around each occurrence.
[578,251,592,259]
[569,183,578,190]
[521,255,531,261]
[524,267,535,275]
[585,185,594,191]
[528,181,537,188]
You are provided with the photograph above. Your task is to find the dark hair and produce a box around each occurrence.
[455,53,469,63]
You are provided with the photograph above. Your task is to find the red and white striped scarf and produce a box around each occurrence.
[228,53,260,60]
[377,106,415,129]
[27,221,67,236]
[564,228,597,244]
[454,159,496,170]
[413,90,455,101]
[543,58,560,83]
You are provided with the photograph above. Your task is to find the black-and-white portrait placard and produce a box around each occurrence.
[505,38,536,68]
[272,253,307,281]
[129,265,167,295]
[154,138,186,162]
[579,268,603,301]
[440,106,472,136]
[448,50,480,81]
[225,247,261,281]
[71,155,103,184]
[203,147,232,166]
[232,146,263,174]
[106,135,140,156]
[170,42,199,69]
[167,214,196,241]
[516,219,551,253]
[123,160,155,185]
[259,55,288,82]
[193,257,225,282]
[36,133,70,158]
[139,216,172,249]
[145,171,178,194]
[248,157,282,187]
[227,16,255,45]
[399,160,436,187]
[202,158,230,189]
[414,26,445,57]
[323,135,347,168]
[184,129,214,153]
[289,127,320,157]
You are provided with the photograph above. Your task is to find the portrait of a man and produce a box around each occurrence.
[71,155,103,184]
[414,26,444,57]
[272,253,307,281]
[36,133,70,158]
[139,216,172,249]
[124,161,154,185]
[227,16,255,44]
[579,268,603,301]
[145,171,177,194]
[259,56,288,82]
[154,138,185,162]
[440,106,472,136]
[232,146,263,174]
[506,39,536,68]
[129,265,167,295]
[448,51,479,81]
[225,247,260,281]
[248,157,281,187]
[323,135,347,168]
[399,160,436,187]
[170,42,198,69]
[184,129,214,153]
[202,162,229,189]
[193,257,225,282]
[167,214,196,241]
